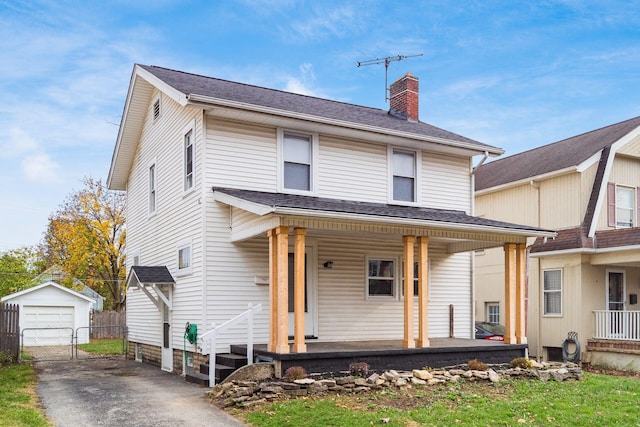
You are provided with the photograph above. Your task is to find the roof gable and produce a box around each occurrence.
[0,281,95,304]
[108,64,503,190]
[475,115,640,191]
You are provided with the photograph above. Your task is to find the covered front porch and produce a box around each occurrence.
[212,187,555,370]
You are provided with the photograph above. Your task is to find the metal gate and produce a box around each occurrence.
[21,325,127,362]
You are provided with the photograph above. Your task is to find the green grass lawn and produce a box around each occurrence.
[235,373,640,427]
[76,338,125,355]
[0,363,50,427]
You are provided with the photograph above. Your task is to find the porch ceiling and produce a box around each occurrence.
[213,187,555,253]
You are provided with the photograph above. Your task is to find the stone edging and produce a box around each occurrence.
[209,361,583,408]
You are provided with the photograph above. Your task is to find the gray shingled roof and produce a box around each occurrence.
[213,187,552,234]
[475,115,640,191]
[130,266,175,285]
[140,64,493,149]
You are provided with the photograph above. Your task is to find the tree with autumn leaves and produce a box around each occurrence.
[40,178,126,311]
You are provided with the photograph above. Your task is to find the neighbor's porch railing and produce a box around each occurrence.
[593,310,640,341]
[199,303,262,387]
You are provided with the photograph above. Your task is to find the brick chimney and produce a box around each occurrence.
[389,73,419,121]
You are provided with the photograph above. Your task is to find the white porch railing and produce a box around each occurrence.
[199,303,262,387]
[593,310,640,341]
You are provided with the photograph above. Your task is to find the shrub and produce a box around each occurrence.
[0,351,13,367]
[467,359,488,371]
[510,357,533,369]
[284,366,307,381]
[349,362,370,377]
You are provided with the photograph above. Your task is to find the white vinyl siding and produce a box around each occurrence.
[125,92,204,349]
[543,269,562,316]
[423,153,470,211]
[208,119,277,192]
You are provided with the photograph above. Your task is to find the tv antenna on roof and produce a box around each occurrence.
[357,53,423,102]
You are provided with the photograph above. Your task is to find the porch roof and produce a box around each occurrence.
[212,187,555,246]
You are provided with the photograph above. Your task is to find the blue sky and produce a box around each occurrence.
[1,0,640,251]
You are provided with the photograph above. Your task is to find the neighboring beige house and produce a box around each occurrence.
[107,64,552,382]
[475,116,640,369]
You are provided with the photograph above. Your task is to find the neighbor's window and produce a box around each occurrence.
[184,129,194,191]
[282,131,313,192]
[177,242,192,275]
[149,163,156,215]
[486,303,500,324]
[392,149,417,203]
[616,186,634,228]
[543,269,562,316]
[367,258,395,298]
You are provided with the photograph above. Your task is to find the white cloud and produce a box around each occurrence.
[21,151,61,183]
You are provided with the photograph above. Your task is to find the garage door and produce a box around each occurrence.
[23,306,74,346]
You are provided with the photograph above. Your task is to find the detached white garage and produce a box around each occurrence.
[0,281,95,346]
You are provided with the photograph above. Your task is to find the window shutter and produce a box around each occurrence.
[607,182,616,227]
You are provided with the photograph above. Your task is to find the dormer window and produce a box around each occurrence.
[278,130,317,194]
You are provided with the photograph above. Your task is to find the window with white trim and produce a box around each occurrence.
[390,148,419,203]
[184,129,194,192]
[616,186,634,228]
[486,303,500,323]
[177,241,192,276]
[281,131,314,192]
[543,269,562,316]
[367,258,395,298]
[149,163,156,215]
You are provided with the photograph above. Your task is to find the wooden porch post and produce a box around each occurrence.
[403,235,416,349]
[292,228,307,353]
[516,243,527,344]
[417,236,430,347]
[275,226,290,354]
[504,243,517,344]
[267,229,277,352]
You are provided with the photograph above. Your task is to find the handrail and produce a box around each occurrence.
[593,310,640,341]
[200,303,262,387]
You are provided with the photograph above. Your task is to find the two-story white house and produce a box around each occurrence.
[107,64,553,383]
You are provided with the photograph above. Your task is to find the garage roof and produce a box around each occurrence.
[0,281,95,304]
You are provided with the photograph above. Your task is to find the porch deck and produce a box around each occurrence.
[235,339,527,377]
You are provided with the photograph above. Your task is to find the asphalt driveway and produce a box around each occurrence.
[35,357,247,427]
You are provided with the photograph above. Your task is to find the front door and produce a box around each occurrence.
[606,270,625,337]
[287,245,317,338]
[161,303,173,371]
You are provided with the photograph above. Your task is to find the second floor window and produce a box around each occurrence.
[283,132,312,191]
[616,186,634,228]
[184,129,194,191]
[149,163,156,214]
[392,149,416,203]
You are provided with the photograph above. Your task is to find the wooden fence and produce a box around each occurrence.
[90,310,126,339]
[0,303,20,362]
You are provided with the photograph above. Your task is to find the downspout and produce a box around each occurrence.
[530,180,542,362]
[200,110,208,350]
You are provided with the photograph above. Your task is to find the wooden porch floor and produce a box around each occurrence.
[235,339,526,377]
